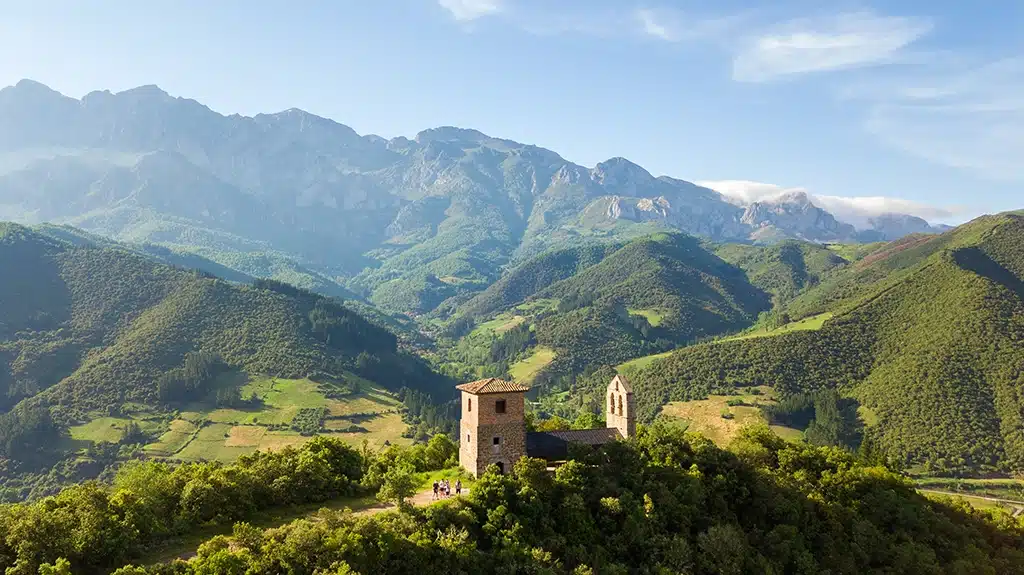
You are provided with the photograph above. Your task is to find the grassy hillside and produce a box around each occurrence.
[778,223,1001,320]
[458,242,619,318]
[713,240,851,306]
[532,233,770,370]
[0,223,450,499]
[628,213,1024,476]
[436,233,771,387]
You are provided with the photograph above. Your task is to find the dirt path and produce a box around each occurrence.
[918,489,1024,516]
[354,486,470,516]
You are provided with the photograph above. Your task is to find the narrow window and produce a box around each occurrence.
[615,380,619,391]
[468,398,472,412]
[610,396,615,413]
[466,433,471,443]
[618,395,623,416]
[493,437,501,445]
[495,399,506,414]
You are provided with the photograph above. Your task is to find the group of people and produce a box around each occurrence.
[432,478,462,500]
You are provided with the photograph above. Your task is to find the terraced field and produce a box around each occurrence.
[80,374,413,463]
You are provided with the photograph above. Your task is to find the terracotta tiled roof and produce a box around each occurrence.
[455,378,530,394]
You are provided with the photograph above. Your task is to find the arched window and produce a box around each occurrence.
[617,395,623,416]
[610,395,615,413]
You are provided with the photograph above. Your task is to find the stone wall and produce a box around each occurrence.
[459,391,528,476]
[461,391,525,427]
[461,420,527,476]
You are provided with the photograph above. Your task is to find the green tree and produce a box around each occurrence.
[37,559,73,575]
[376,463,417,509]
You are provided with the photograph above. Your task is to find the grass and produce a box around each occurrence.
[176,423,255,461]
[919,491,1020,514]
[769,425,805,442]
[515,298,560,314]
[616,350,674,373]
[509,346,557,384]
[858,406,880,427]
[627,308,667,327]
[826,242,887,263]
[914,477,1024,500]
[717,312,834,344]
[325,412,412,450]
[660,387,803,446]
[145,419,199,456]
[67,375,411,464]
[614,312,833,374]
[69,417,136,443]
[143,376,411,462]
[471,313,526,336]
[224,425,267,447]
[69,416,164,444]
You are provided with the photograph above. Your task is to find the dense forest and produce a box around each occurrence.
[0,223,453,496]
[7,426,1024,574]
[712,240,854,307]
[629,214,1024,475]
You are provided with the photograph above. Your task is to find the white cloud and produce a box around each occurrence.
[438,0,503,21]
[853,58,1024,182]
[637,9,677,42]
[634,8,753,44]
[732,11,932,82]
[696,179,966,227]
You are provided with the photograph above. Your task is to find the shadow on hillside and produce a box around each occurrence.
[953,247,1024,301]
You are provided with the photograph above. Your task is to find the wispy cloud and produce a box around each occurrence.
[732,11,932,82]
[637,9,676,42]
[435,2,1023,186]
[697,179,967,226]
[438,0,503,22]
[850,58,1024,182]
[634,7,753,44]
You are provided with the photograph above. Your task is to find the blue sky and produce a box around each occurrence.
[1,0,1021,224]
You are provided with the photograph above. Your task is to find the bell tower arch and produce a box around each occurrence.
[606,374,635,438]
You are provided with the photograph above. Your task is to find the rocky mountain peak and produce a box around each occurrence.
[592,157,654,191]
[415,126,490,145]
[116,84,171,100]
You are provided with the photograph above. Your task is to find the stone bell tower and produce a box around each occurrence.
[606,374,635,438]
[457,378,530,477]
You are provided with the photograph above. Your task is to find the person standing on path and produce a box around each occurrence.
[432,481,439,500]
[455,480,462,496]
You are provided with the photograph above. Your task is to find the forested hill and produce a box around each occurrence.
[0,223,447,461]
[629,213,1024,476]
[432,233,775,389]
[457,242,621,319]
[712,240,862,308]
[531,233,771,365]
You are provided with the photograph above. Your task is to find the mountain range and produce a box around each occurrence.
[0,79,950,314]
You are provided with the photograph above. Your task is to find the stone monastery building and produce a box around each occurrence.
[457,374,635,477]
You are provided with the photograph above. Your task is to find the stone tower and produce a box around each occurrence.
[606,374,635,438]
[457,378,529,477]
